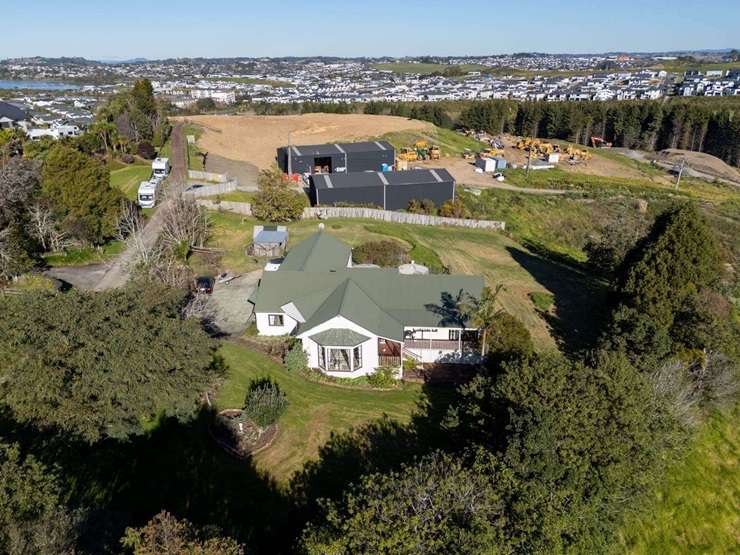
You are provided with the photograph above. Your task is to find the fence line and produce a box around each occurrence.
[196,199,253,215]
[187,169,230,183]
[303,207,506,230]
[195,201,505,230]
[184,180,238,198]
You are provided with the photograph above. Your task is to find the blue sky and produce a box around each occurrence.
[1,0,738,59]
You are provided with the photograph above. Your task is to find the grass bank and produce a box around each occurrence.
[619,407,739,554]
[216,342,427,481]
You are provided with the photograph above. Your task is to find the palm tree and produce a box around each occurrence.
[463,284,505,356]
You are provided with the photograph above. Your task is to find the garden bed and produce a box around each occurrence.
[209,409,278,459]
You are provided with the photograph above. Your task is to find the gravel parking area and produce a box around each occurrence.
[207,270,262,335]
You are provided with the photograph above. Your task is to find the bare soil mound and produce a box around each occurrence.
[175,113,432,169]
[659,149,740,183]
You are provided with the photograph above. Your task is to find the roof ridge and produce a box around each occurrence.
[343,276,402,328]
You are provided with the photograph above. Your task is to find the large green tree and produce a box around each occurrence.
[0,286,223,442]
[603,203,723,362]
[0,158,43,279]
[301,451,510,555]
[0,443,80,555]
[41,144,124,244]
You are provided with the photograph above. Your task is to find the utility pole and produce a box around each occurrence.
[675,158,686,191]
[525,138,533,179]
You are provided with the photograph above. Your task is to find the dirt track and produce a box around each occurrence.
[94,123,188,291]
[174,113,432,169]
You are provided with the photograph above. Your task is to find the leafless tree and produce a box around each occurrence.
[181,293,215,325]
[27,204,68,252]
[129,239,194,290]
[651,351,739,429]
[160,193,211,249]
[0,227,18,280]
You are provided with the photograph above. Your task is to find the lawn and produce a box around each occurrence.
[110,163,151,200]
[196,212,603,351]
[216,342,428,481]
[184,123,205,171]
[378,127,488,158]
[43,241,125,267]
[618,407,739,554]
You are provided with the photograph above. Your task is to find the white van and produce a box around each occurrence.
[152,157,170,178]
[137,181,158,208]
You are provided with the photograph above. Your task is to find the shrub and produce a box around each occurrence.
[243,378,288,427]
[136,141,156,160]
[408,198,436,215]
[438,198,470,219]
[367,367,398,388]
[529,291,554,312]
[120,153,135,164]
[353,240,409,267]
[285,343,308,373]
[252,167,308,222]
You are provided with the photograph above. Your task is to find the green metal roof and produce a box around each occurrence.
[250,231,484,341]
[310,328,370,347]
[278,230,351,272]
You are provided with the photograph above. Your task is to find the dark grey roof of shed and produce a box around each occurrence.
[311,168,454,190]
[281,141,393,157]
[0,101,29,122]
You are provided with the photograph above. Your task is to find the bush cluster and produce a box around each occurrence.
[243,379,288,428]
[353,240,409,267]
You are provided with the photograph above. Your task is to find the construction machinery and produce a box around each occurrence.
[565,144,592,161]
[478,147,505,159]
[590,136,613,149]
[462,148,475,160]
[397,147,418,162]
[428,145,441,160]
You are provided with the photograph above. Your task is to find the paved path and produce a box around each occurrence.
[94,123,188,291]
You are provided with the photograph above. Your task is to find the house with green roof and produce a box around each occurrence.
[249,228,484,378]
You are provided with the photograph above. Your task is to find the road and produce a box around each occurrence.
[93,123,188,291]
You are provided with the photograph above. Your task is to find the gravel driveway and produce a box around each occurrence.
[206,270,262,335]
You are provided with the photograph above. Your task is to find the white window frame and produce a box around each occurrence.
[268,314,284,327]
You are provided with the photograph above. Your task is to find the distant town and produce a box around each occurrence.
[1,51,739,133]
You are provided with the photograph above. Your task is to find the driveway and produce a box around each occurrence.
[207,270,262,335]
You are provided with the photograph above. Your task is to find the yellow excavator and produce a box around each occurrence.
[479,147,504,159]
[397,147,418,162]
[565,144,592,161]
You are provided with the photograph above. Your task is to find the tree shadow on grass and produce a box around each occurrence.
[506,246,608,354]
[287,381,463,532]
[6,408,292,554]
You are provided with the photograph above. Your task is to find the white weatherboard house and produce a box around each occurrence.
[249,230,484,378]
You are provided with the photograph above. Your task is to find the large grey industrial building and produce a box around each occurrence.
[309,168,455,210]
[277,141,395,174]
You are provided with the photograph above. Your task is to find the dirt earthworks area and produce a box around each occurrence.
[175,113,433,169]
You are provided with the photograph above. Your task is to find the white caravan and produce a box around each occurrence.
[137,181,158,208]
[152,157,170,178]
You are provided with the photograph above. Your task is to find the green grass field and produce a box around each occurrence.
[619,408,739,554]
[110,163,151,200]
[184,123,205,171]
[43,241,125,267]
[216,342,427,481]
[195,212,603,351]
[379,127,487,157]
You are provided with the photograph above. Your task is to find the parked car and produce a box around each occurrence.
[194,276,215,294]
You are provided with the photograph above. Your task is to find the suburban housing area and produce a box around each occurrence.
[1,32,739,555]
[250,229,483,377]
